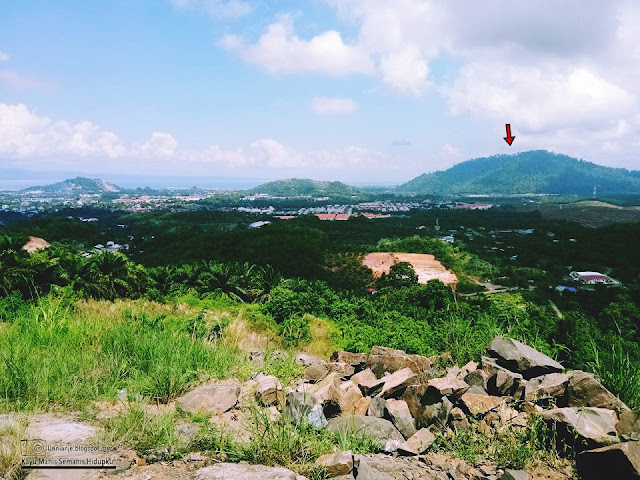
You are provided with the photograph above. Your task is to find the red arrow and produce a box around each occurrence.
[504,124,515,146]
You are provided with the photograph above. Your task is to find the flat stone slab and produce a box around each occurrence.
[176,384,240,415]
[192,463,306,479]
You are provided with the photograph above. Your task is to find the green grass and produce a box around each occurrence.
[0,295,244,411]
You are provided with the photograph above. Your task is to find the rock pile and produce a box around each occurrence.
[285,337,640,479]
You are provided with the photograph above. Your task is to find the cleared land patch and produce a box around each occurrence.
[363,252,458,285]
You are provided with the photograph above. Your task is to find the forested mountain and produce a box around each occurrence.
[249,178,363,197]
[22,177,121,194]
[398,151,640,195]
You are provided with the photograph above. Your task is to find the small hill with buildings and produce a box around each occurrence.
[397,150,640,195]
[21,176,121,195]
[249,178,364,198]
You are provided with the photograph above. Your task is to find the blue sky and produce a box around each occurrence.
[1,0,638,184]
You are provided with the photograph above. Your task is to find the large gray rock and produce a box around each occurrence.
[331,351,367,372]
[283,391,327,428]
[401,384,452,429]
[326,362,356,379]
[427,377,470,398]
[384,399,416,439]
[193,463,306,479]
[501,470,530,480]
[366,346,432,378]
[464,370,489,393]
[304,363,329,383]
[352,369,385,397]
[567,371,629,415]
[460,393,506,416]
[540,407,620,450]
[524,373,570,404]
[354,454,441,479]
[367,396,386,418]
[487,337,563,379]
[481,357,524,397]
[316,450,353,477]
[618,411,640,441]
[326,416,404,451]
[576,441,640,480]
[176,384,240,415]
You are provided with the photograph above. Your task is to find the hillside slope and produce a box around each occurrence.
[249,178,363,197]
[22,176,121,194]
[398,151,640,195]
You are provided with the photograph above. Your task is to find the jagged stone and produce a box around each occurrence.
[366,346,432,378]
[296,353,323,367]
[176,384,240,415]
[465,370,489,392]
[460,393,507,416]
[256,373,284,406]
[481,357,524,396]
[487,336,563,379]
[378,367,419,398]
[450,407,470,430]
[501,470,530,480]
[576,441,640,480]
[398,428,436,455]
[316,450,353,477]
[304,363,328,383]
[193,463,305,479]
[351,369,384,396]
[524,373,570,404]
[329,382,364,416]
[326,416,404,451]
[283,391,327,428]
[385,399,416,439]
[354,454,442,479]
[567,370,629,415]
[618,411,640,441]
[310,372,341,404]
[331,351,367,372]
[427,377,470,398]
[354,396,371,415]
[367,396,386,418]
[540,407,620,450]
[326,362,356,379]
[401,384,452,429]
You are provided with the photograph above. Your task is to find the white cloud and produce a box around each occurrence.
[0,102,388,173]
[170,0,252,18]
[0,51,9,62]
[220,16,374,76]
[311,97,357,115]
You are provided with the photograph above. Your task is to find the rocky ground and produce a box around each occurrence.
[2,336,640,479]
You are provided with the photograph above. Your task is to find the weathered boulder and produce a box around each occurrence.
[427,377,470,398]
[354,454,441,479]
[367,396,386,418]
[460,393,507,416]
[524,373,570,404]
[464,370,489,393]
[366,346,431,378]
[401,384,453,429]
[283,391,327,428]
[385,399,416,439]
[617,411,640,441]
[328,382,364,416]
[296,352,323,366]
[567,371,629,415]
[304,363,329,383]
[481,357,524,397]
[176,384,240,415]
[309,372,341,405]
[450,407,470,430]
[193,463,306,479]
[501,470,530,480]
[255,373,284,406]
[378,368,419,398]
[397,428,436,456]
[326,362,356,379]
[487,337,563,379]
[326,416,404,451]
[331,351,367,372]
[351,369,384,396]
[316,450,353,477]
[540,407,620,450]
[576,441,640,480]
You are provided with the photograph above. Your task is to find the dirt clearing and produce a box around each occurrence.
[363,252,458,285]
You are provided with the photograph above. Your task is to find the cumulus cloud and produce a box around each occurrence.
[0,102,387,173]
[311,97,357,115]
[170,0,252,18]
[219,16,374,76]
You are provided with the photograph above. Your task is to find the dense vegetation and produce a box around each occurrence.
[398,150,640,195]
[249,178,364,198]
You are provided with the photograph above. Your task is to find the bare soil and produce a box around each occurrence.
[363,252,458,285]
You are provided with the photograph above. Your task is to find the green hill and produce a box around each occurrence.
[22,177,121,195]
[397,151,640,195]
[249,178,363,198]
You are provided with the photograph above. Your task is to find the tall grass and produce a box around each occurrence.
[589,338,640,409]
[0,296,243,411]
